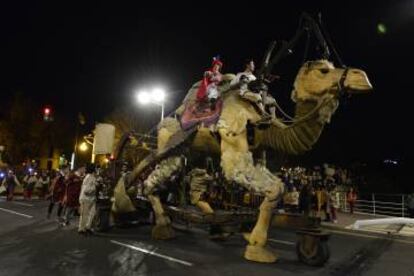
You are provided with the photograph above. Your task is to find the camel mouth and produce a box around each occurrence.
[345,70,373,94]
[346,82,373,94]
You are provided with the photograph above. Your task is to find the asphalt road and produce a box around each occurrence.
[1,197,414,276]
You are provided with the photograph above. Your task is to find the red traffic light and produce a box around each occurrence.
[43,106,53,122]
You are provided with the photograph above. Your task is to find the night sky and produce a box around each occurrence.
[2,1,413,164]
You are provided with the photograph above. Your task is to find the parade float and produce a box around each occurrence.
[95,13,372,266]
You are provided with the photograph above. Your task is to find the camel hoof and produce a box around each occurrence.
[152,225,175,240]
[244,245,279,263]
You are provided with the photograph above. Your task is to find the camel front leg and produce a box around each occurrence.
[244,193,280,263]
[220,139,284,263]
[236,158,284,263]
[143,156,183,240]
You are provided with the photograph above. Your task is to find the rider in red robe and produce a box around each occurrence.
[196,57,223,104]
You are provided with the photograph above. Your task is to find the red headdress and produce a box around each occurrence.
[196,56,223,101]
[211,56,223,69]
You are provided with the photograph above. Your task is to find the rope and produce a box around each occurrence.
[318,14,345,67]
[292,98,328,123]
[302,31,311,64]
[274,96,335,126]
[274,100,294,120]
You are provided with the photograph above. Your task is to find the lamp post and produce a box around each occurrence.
[70,126,79,170]
[70,112,86,170]
[136,87,166,122]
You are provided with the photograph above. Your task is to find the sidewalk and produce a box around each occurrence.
[322,211,414,237]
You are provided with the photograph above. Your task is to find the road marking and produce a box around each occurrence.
[0,207,33,218]
[329,229,414,246]
[268,238,295,246]
[110,240,194,267]
[12,202,34,207]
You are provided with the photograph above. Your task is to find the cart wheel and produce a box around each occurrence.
[296,234,330,266]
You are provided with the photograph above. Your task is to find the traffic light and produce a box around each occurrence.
[43,106,53,122]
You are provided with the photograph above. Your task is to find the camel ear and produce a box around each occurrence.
[305,62,314,74]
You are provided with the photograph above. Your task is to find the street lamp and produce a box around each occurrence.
[79,142,89,152]
[136,87,166,121]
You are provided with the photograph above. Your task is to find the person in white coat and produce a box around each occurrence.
[78,164,98,235]
[230,59,257,94]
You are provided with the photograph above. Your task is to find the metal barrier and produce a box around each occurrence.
[339,193,409,217]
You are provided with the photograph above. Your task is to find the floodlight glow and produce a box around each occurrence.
[151,88,166,102]
[137,91,151,104]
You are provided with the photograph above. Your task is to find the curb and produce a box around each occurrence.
[321,222,414,241]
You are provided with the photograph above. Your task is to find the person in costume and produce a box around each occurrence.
[37,170,50,200]
[230,59,257,93]
[23,170,38,200]
[61,168,83,226]
[78,163,98,235]
[231,59,277,121]
[196,57,223,110]
[46,166,68,220]
[2,170,20,201]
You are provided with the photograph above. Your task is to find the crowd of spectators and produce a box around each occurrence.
[279,164,360,223]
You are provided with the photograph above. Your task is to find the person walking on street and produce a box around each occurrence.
[78,164,98,235]
[347,187,357,214]
[61,168,83,226]
[47,166,68,220]
[2,170,20,201]
[37,171,50,200]
[23,171,38,200]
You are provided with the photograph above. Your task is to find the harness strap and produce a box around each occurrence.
[338,68,349,94]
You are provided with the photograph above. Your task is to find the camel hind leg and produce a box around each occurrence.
[143,156,184,240]
[188,168,214,214]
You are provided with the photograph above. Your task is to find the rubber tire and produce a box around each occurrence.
[296,238,330,266]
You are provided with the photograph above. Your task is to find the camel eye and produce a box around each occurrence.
[319,68,329,74]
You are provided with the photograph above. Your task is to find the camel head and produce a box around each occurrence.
[292,60,372,102]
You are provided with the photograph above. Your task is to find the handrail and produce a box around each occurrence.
[339,192,409,218]
[357,200,404,206]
